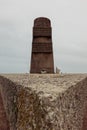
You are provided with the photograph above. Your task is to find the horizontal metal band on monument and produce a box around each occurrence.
[33,27,52,37]
[32,42,52,44]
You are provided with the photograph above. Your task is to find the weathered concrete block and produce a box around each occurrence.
[0,76,18,130]
[0,74,87,130]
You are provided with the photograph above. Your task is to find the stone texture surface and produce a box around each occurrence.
[0,76,18,130]
[0,74,87,130]
[82,105,87,130]
[0,92,10,130]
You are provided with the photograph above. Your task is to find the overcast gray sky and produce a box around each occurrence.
[1,0,87,73]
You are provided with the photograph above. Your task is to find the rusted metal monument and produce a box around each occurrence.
[30,17,54,73]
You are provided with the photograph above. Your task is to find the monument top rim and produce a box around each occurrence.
[34,17,51,27]
[34,17,50,21]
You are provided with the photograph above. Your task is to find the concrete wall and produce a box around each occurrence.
[0,76,18,130]
[0,74,87,130]
[82,105,87,130]
[17,77,87,130]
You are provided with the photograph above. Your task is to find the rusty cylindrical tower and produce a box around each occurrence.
[30,17,54,73]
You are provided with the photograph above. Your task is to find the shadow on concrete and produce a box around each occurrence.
[0,92,10,130]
